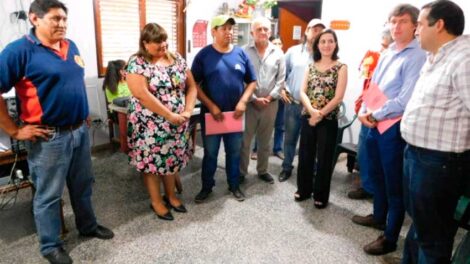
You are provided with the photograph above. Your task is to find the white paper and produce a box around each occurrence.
[293,26,302,40]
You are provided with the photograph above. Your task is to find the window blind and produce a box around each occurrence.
[145,0,178,53]
[98,0,140,67]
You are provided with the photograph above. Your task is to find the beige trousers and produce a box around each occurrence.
[240,100,279,175]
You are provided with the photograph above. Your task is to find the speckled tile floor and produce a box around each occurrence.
[0,141,465,263]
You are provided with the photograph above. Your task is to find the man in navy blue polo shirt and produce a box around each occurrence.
[192,15,257,203]
[0,1,113,263]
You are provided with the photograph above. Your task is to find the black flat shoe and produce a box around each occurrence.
[314,200,328,209]
[294,191,311,202]
[162,196,187,213]
[80,225,114,239]
[150,204,174,221]
[44,247,73,264]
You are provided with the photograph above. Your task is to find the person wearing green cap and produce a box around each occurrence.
[192,15,257,203]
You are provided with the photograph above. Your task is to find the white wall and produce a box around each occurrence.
[321,0,470,144]
[63,0,109,147]
[0,0,30,51]
[0,0,109,147]
[185,0,243,65]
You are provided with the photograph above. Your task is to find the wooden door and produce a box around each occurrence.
[278,0,322,52]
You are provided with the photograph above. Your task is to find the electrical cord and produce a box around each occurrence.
[0,153,20,210]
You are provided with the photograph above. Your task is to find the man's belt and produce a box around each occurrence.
[43,121,84,133]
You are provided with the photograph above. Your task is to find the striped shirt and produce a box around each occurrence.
[401,35,470,153]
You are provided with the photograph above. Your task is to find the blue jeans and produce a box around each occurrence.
[357,125,374,194]
[26,124,97,255]
[200,128,243,191]
[366,123,405,244]
[401,145,470,264]
[252,100,285,153]
[281,103,302,172]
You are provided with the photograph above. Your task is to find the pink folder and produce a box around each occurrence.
[362,83,401,134]
[204,111,245,135]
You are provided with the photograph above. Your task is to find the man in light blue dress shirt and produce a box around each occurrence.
[352,4,426,256]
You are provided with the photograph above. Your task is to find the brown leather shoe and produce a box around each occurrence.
[363,235,397,255]
[347,188,373,200]
[352,214,385,230]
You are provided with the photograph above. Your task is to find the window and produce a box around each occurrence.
[94,0,185,76]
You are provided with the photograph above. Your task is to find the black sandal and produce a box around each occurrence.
[294,191,311,202]
[314,200,328,209]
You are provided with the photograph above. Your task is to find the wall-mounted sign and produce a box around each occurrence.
[192,20,208,48]
[330,20,351,30]
[292,25,302,40]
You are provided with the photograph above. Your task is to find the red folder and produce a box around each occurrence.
[204,111,245,135]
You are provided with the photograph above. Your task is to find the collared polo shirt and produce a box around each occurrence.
[0,29,89,126]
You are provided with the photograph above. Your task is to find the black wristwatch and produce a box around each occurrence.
[368,114,377,123]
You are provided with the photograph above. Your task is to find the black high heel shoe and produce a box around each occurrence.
[163,195,187,213]
[150,204,174,220]
[294,191,311,202]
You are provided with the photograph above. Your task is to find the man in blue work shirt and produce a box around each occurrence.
[352,4,426,256]
[192,15,257,202]
[0,1,114,263]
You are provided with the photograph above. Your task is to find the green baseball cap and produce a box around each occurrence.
[211,15,236,29]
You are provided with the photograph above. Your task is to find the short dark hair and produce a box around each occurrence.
[29,0,67,18]
[422,0,465,36]
[136,23,168,62]
[312,29,339,62]
[269,35,282,42]
[389,4,419,25]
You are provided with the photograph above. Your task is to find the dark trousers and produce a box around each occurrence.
[401,145,470,264]
[357,125,374,194]
[297,117,338,203]
[366,123,405,244]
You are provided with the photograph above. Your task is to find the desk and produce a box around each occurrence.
[108,104,129,152]
[0,150,27,166]
[108,104,201,153]
[0,150,31,192]
[0,150,68,235]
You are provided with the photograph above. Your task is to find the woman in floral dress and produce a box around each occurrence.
[297,29,348,209]
[126,23,197,221]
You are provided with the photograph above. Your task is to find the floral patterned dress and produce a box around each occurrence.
[305,62,345,120]
[126,53,193,175]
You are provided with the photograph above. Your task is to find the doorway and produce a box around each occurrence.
[277,0,323,52]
